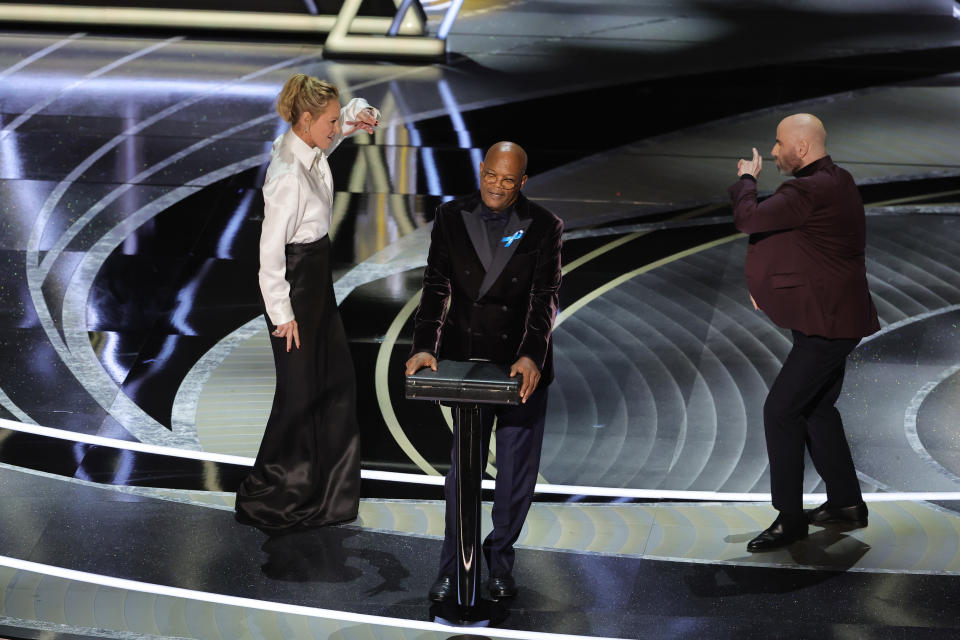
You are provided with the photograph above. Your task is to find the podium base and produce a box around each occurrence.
[431,598,495,626]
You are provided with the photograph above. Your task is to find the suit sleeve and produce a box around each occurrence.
[411,210,452,357]
[729,176,814,234]
[518,216,563,370]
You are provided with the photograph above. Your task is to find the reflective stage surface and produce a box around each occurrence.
[2,1,960,638]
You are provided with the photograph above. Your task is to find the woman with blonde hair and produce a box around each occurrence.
[235,73,379,532]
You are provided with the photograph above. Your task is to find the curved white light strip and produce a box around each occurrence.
[903,363,960,484]
[0,386,35,425]
[0,32,85,81]
[1,37,183,140]
[0,417,253,465]
[4,417,960,502]
[0,555,615,640]
[860,303,960,345]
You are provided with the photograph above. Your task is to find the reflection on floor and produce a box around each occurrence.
[2,0,960,638]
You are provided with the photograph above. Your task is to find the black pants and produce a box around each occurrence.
[439,384,549,579]
[764,330,862,514]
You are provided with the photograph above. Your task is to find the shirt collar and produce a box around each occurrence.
[794,155,831,178]
[284,129,325,171]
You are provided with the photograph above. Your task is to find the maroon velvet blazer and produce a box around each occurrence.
[411,191,563,383]
[729,156,880,339]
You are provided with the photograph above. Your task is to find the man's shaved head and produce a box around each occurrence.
[479,141,528,212]
[484,141,528,174]
[780,113,826,150]
[772,113,828,176]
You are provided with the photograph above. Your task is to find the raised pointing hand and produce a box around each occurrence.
[737,147,763,178]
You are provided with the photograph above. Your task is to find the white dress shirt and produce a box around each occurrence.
[259,97,379,325]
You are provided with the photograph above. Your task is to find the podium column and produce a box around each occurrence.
[454,402,483,609]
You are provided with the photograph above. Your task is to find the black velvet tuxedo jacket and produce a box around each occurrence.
[729,156,880,339]
[411,191,563,384]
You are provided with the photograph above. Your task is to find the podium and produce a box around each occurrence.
[405,360,520,618]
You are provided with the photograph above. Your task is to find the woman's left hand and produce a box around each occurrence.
[272,320,300,352]
[344,107,379,135]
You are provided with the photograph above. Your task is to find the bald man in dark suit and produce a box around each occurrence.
[406,141,563,600]
[730,114,880,552]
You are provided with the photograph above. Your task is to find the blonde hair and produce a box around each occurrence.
[276,73,339,124]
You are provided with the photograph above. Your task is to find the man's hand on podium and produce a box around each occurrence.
[510,356,541,404]
[405,352,438,375]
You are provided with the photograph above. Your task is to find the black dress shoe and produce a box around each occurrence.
[429,575,453,602]
[487,575,517,600]
[746,516,808,552]
[805,501,868,528]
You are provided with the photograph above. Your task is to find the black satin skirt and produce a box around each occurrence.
[235,235,361,532]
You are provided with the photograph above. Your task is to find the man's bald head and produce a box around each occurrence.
[484,141,528,174]
[479,141,528,212]
[780,113,827,151]
[771,113,828,176]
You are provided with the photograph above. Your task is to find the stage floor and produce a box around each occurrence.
[2,1,960,638]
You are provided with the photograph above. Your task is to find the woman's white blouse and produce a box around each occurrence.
[258,97,378,325]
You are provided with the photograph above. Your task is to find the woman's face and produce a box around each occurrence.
[303,100,341,149]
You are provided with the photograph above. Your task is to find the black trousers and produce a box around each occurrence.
[439,384,549,579]
[764,330,863,514]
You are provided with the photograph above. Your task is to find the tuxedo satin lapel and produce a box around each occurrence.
[461,207,493,271]
[477,212,532,300]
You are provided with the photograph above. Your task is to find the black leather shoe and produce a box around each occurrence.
[428,575,453,602]
[746,517,808,552]
[487,575,517,600]
[805,501,868,528]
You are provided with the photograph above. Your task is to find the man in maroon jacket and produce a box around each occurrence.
[729,113,880,552]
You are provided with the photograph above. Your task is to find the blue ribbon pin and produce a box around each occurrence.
[501,230,524,247]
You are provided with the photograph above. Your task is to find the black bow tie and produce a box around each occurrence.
[479,206,509,222]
